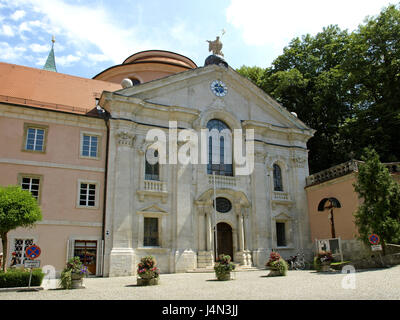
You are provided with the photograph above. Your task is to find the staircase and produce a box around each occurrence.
[186,263,260,273]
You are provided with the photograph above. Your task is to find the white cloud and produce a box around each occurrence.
[35,56,46,66]
[0,42,26,60]
[11,9,26,21]
[56,54,81,66]
[18,20,46,34]
[19,0,151,64]
[88,53,110,63]
[0,24,14,37]
[29,43,49,53]
[226,0,395,49]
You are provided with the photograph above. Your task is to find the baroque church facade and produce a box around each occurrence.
[100,56,314,276]
[0,46,314,276]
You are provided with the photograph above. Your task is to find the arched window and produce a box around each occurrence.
[273,164,283,191]
[207,119,233,176]
[145,149,159,181]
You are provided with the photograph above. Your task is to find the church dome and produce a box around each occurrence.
[93,50,197,85]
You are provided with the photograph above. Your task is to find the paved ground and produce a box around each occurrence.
[1,266,399,300]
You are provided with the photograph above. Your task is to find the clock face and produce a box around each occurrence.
[210,80,227,97]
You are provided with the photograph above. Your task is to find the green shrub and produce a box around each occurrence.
[313,251,334,270]
[313,256,322,271]
[214,254,235,277]
[269,259,288,276]
[265,252,288,276]
[0,268,44,288]
[59,257,89,289]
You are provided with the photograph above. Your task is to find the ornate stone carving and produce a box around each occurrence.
[254,150,267,164]
[291,156,307,168]
[116,131,134,147]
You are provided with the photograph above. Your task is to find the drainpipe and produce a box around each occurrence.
[98,107,110,277]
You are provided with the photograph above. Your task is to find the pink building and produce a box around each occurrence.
[0,50,196,276]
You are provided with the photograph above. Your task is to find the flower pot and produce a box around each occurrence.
[267,268,283,277]
[137,277,159,286]
[216,272,231,281]
[320,263,331,272]
[71,273,85,289]
[138,272,156,280]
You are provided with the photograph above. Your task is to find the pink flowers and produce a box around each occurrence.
[137,256,160,279]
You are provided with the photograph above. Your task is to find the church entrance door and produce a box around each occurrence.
[215,222,233,261]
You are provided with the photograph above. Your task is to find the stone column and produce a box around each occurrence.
[196,204,213,268]
[234,201,246,265]
[243,207,253,266]
[198,206,206,251]
[206,207,213,252]
[108,129,136,277]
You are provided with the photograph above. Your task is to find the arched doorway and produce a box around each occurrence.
[214,222,233,261]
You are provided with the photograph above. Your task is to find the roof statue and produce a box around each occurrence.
[43,35,57,72]
[206,29,226,57]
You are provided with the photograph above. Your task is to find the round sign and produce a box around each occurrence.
[25,245,41,260]
[368,234,380,245]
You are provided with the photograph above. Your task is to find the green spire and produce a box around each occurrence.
[43,36,57,72]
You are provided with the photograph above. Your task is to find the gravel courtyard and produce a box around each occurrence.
[1,266,399,300]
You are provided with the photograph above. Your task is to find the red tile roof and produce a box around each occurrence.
[0,62,121,115]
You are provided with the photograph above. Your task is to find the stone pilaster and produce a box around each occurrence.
[250,148,268,268]
[109,129,136,277]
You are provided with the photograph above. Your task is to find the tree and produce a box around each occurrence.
[237,4,400,173]
[341,4,400,164]
[353,148,400,254]
[0,185,42,272]
[235,65,265,88]
[238,25,354,173]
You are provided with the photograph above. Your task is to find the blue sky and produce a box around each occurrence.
[0,0,397,79]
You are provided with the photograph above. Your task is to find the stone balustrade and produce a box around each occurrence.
[306,160,361,187]
[272,191,290,201]
[144,180,167,192]
[208,174,237,188]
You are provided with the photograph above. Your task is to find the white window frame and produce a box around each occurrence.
[18,173,43,203]
[80,131,102,160]
[22,123,48,153]
[77,180,100,209]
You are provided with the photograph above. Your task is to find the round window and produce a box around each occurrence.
[213,197,232,213]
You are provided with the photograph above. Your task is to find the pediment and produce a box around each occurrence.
[137,204,168,214]
[107,64,313,134]
[272,212,293,221]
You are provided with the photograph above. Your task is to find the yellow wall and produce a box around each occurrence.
[306,173,361,242]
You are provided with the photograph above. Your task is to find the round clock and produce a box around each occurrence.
[210,80,227,97]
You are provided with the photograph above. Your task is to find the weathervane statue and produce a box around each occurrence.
[207,29,226,57]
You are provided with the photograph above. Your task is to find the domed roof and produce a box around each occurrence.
[123,50,197,69]
[93,50,197,85]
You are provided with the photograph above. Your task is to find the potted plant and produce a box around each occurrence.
[214,254,235,281]
[314,251,334,272]
[60,257,88,289]
[137,256,160,286]
[265,252,288,276]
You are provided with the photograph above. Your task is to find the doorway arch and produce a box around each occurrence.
[215,222,233,261]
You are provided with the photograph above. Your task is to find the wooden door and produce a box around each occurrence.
[215,223,233,261]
